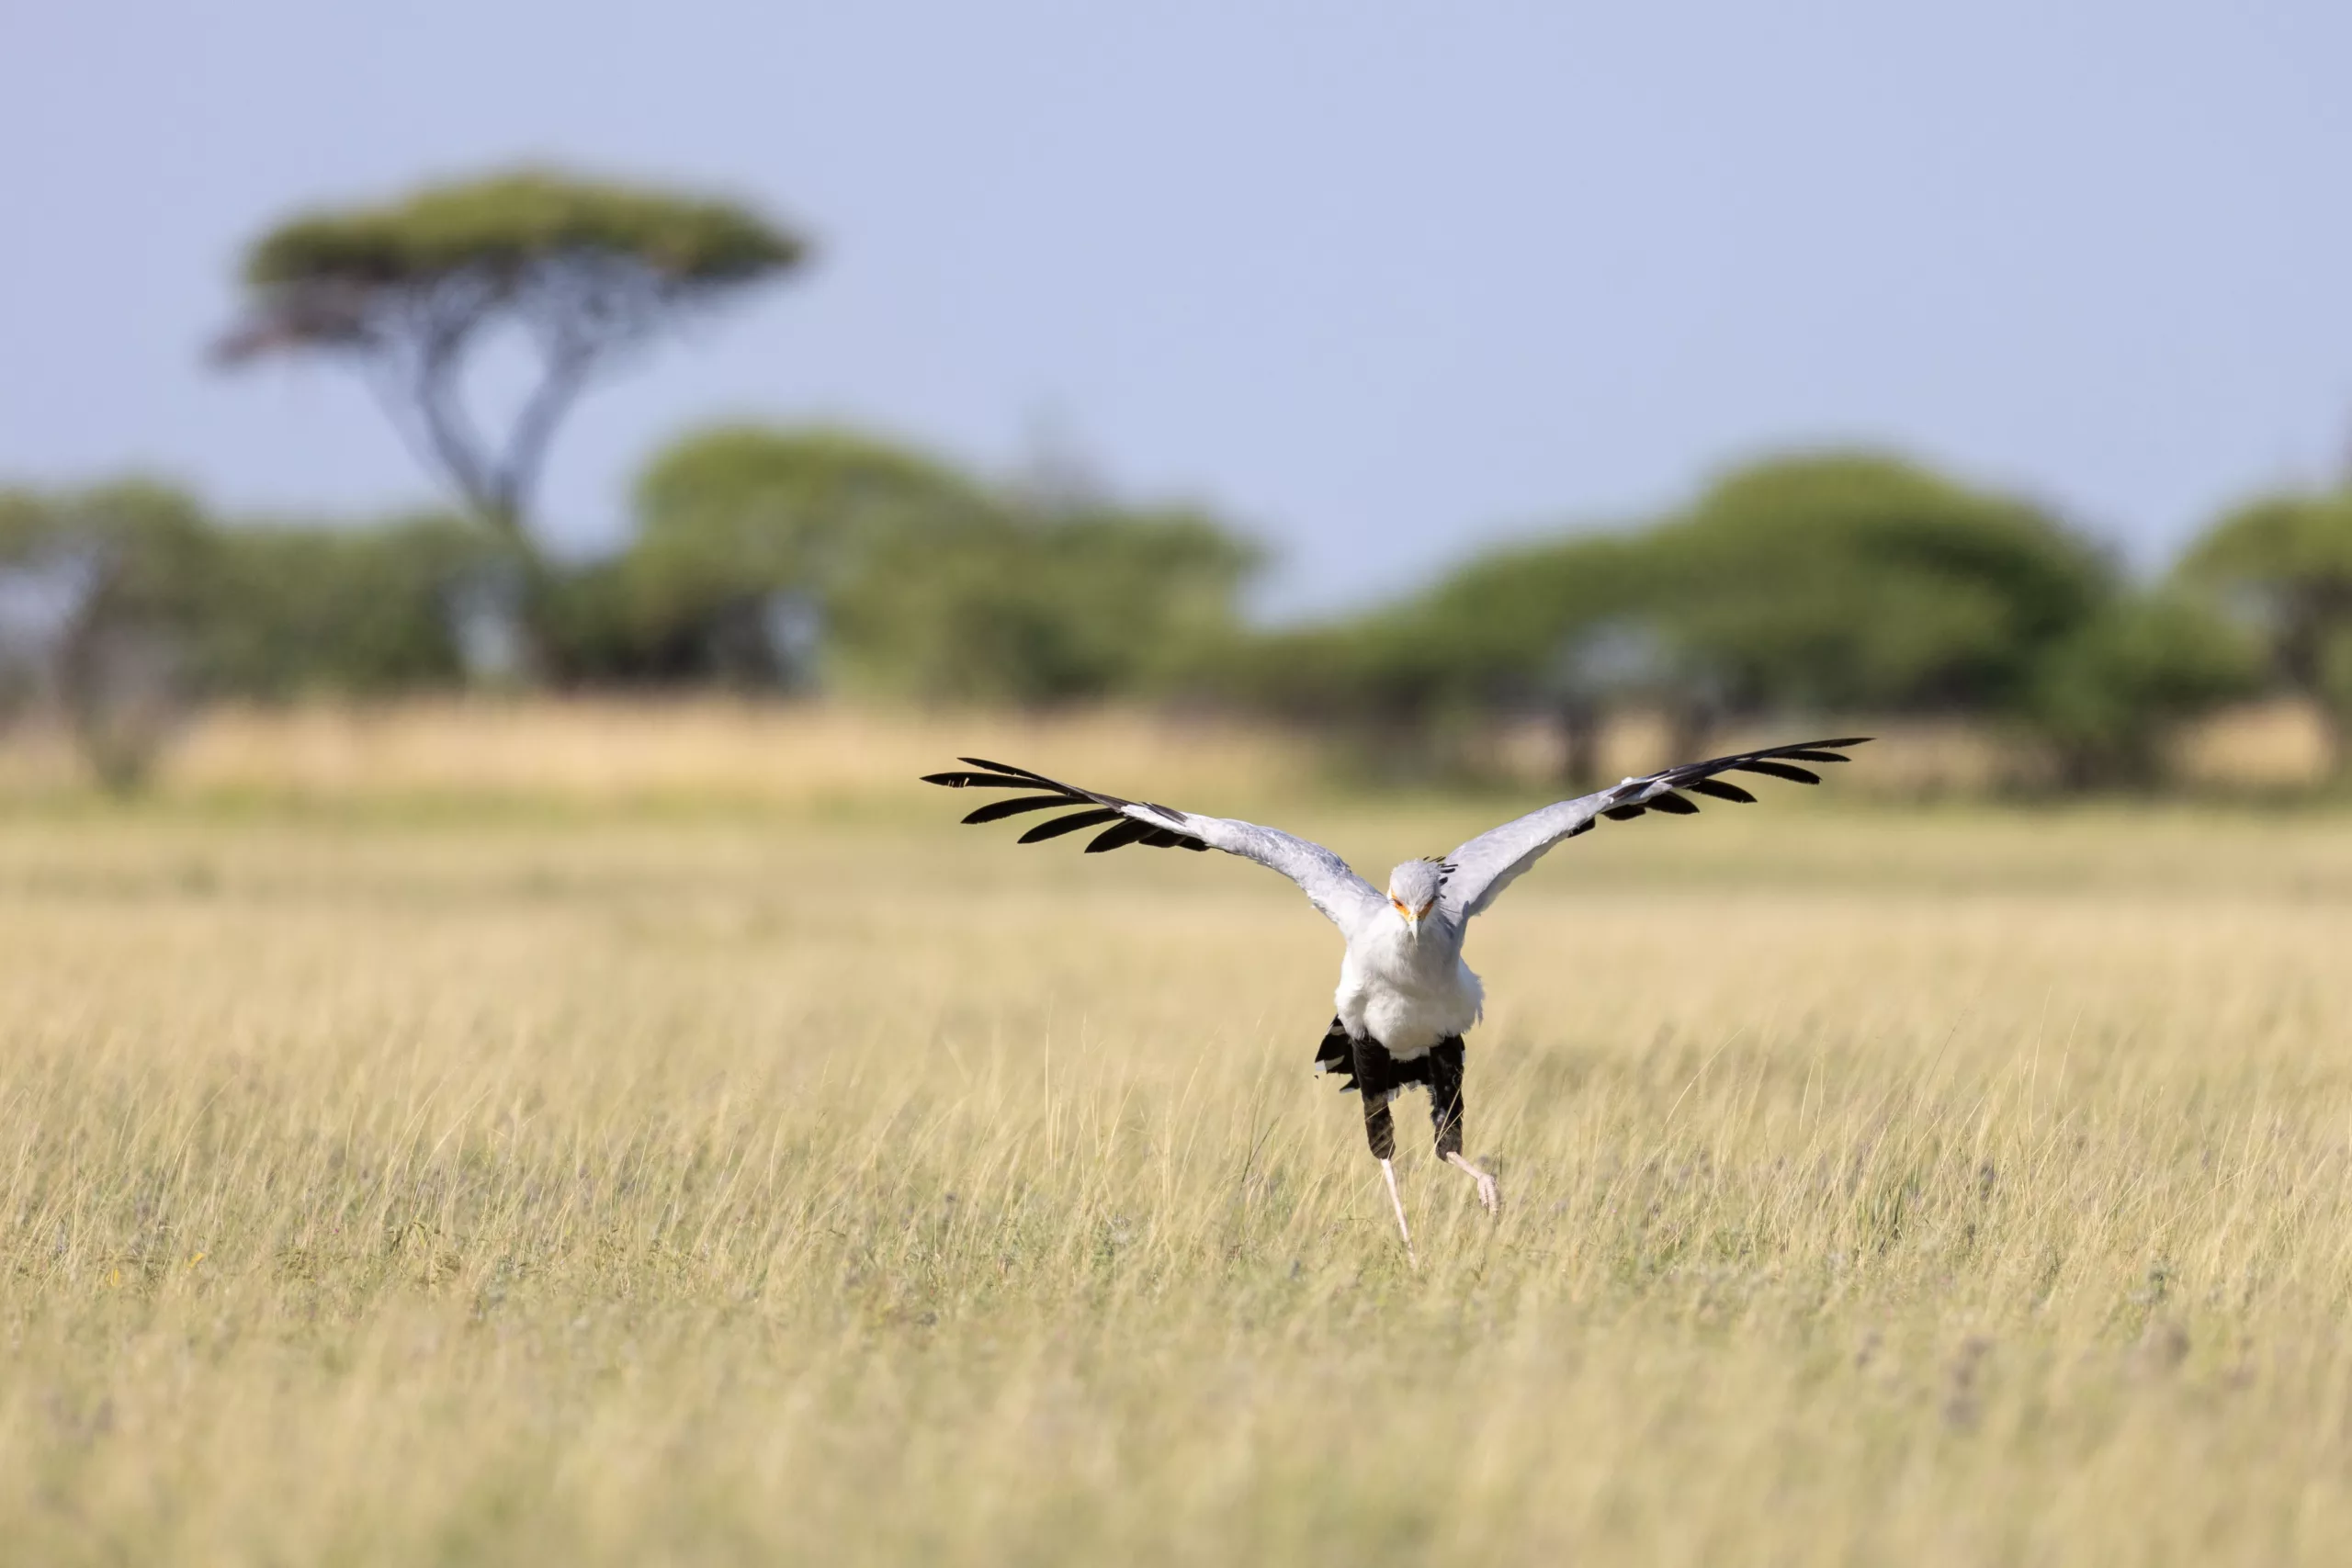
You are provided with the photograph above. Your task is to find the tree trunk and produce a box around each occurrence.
[57,607,184,793]
[1666,698,1718,768]
[1556,694,1603,793]
[2278,597,2352,782]
[463,506,560,687]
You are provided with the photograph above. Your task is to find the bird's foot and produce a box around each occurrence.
[1444,1152,1499,1215]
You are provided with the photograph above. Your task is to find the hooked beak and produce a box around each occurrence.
[1392,899,1433,939]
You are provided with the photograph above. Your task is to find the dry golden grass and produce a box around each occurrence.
[6,722,2352,1562]
[0,694,2335,808]
[67,697,1319,810]
[2169,696,2340,789]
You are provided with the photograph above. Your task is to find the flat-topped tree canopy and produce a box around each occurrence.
[213,171,808,642]
[239,169,804,293]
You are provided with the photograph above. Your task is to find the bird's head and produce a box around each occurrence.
[1385,859,1449,940]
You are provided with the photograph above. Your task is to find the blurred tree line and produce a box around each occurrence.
[6,165,2344,793]
[5,164,2316,794]
[12,433,2352,792]
[1232,455,2279,789]
[0,428,1260,784]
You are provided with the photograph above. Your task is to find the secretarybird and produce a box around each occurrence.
[924,737,1866,1260]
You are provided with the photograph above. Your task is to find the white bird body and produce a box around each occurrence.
[1335,910,1483,1059]
[924,736,1867,1262]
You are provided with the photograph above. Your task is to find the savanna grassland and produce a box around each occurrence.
[6,707,2352,1564]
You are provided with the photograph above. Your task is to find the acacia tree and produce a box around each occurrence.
[2180,491,2352,775]
[0,483,217,789]
[620,424,1262,701]
[626,425,996,683]
[213,168,807,670]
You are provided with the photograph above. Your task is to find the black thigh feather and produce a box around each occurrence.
[1313,1018,1468,1160]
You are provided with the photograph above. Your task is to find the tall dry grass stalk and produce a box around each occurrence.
[5,786,2352,1562]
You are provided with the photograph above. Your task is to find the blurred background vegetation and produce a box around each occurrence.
[4,166,2348,797]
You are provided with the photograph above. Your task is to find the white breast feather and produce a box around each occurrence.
[1333,914,1484,1057]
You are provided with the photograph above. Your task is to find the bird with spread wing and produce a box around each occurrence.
[924,737,1867,1260]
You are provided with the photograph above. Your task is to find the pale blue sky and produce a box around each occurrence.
[4,1,2349,614]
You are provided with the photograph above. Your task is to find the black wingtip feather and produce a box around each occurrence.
[927,756,1217,852]
[1567,733,1871,840]
[958,756,1057,784]
[1731,760,1821,785]
[924,769,1049,791]
[961,794,1074,825]
[1085,818,1157,853]
[1017,807,1124,843]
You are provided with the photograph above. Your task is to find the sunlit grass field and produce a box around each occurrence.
[7,716,2352,1563]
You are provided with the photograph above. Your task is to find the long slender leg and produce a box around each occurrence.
[1428,1038,1499,1215]
[1351,1035,1415,1265]
[1380,1156,1416,1267]
[1444,1152,1498,1214]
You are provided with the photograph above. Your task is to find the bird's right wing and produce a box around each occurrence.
[1442,737,1871,919]
[922,757,1387,932]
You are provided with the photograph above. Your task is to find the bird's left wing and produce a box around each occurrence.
[922,757,1386,932]
[1442,737,1871,919]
